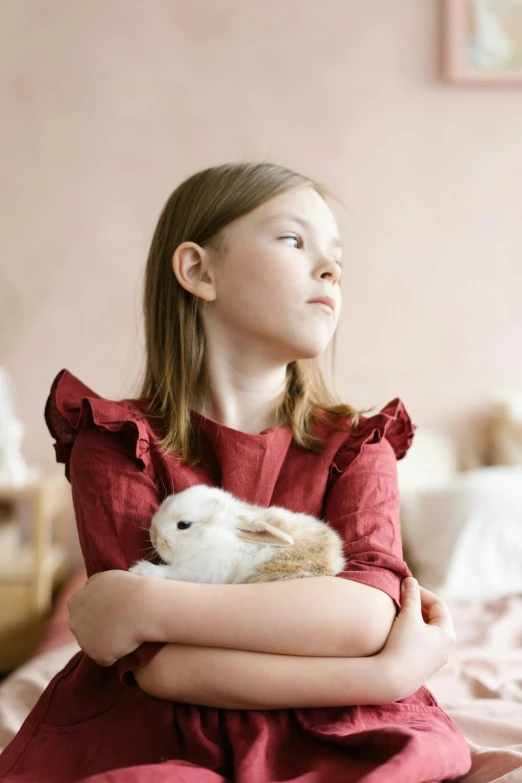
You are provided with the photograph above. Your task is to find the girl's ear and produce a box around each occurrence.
[235,515,294,547]
[172,241,216,302]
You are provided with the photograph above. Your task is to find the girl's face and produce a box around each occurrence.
[202,186,343,364]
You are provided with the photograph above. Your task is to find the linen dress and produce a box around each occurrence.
[0,369,472,783]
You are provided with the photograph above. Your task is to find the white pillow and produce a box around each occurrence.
[396,427,460,494]
[399,466,522,602]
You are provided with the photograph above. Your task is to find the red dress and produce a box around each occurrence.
[0,369,472,783]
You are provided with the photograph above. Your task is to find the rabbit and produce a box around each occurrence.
[129,483,346,584]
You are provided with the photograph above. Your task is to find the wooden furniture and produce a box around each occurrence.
[0,472,70,671]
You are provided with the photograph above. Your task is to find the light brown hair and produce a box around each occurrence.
[134,161,365,466]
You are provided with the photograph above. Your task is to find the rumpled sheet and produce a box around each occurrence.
[1,596,522,781]
[426,595,522,782]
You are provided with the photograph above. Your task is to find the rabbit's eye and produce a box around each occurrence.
[177,521,191,530]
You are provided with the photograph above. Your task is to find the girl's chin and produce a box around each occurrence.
[290,342,330,360]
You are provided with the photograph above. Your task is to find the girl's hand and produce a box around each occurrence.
[378,577,456,701]
[67,570,149,666]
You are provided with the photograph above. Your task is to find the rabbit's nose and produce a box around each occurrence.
[153,535,169,553]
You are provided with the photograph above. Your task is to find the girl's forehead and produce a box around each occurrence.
[246,188,340,236]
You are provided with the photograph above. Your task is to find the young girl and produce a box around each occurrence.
[0,162,472,782]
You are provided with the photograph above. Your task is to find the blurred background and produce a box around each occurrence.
[2,5,522,772]
[1,0,522,686]
[2,0,521,474]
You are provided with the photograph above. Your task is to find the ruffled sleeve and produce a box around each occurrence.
[329,397,416,475]
[324,398,416,611]
[44,368,152,482]
[44,368,166,685]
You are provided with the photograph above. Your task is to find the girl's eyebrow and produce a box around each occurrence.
[259,212,344,252]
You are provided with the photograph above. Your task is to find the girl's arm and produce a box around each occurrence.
[141,573,396,658]
[67,570,396,667]
[134,580,455,709]
[134,642,392,709]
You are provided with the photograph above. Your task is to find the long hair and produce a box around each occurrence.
[133,161,366,467]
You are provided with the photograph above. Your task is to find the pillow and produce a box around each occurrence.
[396,426,460,580]
[399,466,522,602]
[396,427,460,494]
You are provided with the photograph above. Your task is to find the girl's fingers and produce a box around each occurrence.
[419,585,447,616]
[402,581,431,622]
[416,585,435,622]
[419,585,455,637]
[418,584,443,603]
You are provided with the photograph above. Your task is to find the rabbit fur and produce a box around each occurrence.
[129,483,346,584]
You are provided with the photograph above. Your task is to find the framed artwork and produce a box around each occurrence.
[444,0,522,84]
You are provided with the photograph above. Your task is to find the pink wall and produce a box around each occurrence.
[2,0,522,481]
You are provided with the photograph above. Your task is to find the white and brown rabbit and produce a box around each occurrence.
[129,484,346,584]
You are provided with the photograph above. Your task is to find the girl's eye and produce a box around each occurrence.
[177,521,191,530]
[279,234,301,248]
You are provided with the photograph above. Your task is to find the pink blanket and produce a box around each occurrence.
[426,595,522,782]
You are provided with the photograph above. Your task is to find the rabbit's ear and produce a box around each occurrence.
[235,515,294,547]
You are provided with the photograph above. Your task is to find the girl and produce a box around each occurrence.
[0,162,471,783]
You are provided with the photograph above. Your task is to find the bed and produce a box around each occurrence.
[0,564,521,781]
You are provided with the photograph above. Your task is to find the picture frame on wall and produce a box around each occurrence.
[444,0,522,85]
